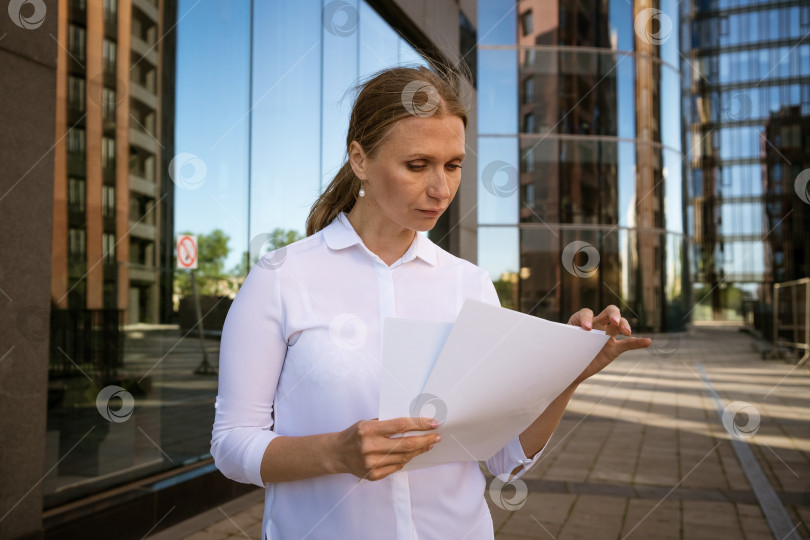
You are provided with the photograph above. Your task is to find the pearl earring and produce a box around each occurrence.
[358,181,365,198]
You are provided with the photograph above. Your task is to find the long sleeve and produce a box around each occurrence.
[210,255,288,488]
[477,269,546,480]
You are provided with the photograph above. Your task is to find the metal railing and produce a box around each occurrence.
[771,277,810,366]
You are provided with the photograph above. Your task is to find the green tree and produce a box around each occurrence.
[493,273,517,311]
[174,229,231,297]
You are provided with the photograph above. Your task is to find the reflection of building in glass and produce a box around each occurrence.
[763,107,810,295]
[478,0,685,331]
[1,1,476,537]
[682,0,810,322]
[51,0,175,326]
[46,0,177,509]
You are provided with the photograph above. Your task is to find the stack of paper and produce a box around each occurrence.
[379,298,609,470]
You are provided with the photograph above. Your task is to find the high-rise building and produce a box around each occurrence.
[681,0,810,322]
[52,0,175,326]
[477,0,686,331]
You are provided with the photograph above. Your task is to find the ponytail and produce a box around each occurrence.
[305,162,361,236]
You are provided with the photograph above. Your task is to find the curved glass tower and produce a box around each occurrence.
[681,0,810,322]
[477,0,686,332]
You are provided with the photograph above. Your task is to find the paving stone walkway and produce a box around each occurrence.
[149,325,810,539]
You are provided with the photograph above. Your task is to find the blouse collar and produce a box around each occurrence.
[322,211,437,266]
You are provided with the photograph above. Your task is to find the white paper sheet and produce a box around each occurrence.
[379,298,609,471]
[379,318,453,422]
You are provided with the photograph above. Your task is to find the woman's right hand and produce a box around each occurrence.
[332,417,441,481]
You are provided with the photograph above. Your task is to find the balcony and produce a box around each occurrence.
[129,127,158,154]
[129,174,156,198]
[128,263,157,283]
[130,35,158,67]
[129,221,156,241]
[132,0,159,22]
[129,82,157,109]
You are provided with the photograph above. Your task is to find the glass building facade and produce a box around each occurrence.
[26,0,457,534]
[477,0,686,331]
[681,0,810,322]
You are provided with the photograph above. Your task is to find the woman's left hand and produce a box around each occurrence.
[568,305,652,384]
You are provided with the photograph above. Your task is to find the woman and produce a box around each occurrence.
[210,65,652,539]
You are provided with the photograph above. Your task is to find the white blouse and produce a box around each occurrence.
[210,212,544,540]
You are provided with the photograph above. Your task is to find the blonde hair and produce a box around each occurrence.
[305,63,470,236]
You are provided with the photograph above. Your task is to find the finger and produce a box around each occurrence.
[365,464,401,481]
[379,416,438,437]
[593,305,621,330]
[614,337,652,353]
[366,460,422,481]
[376,437,437,473]
[607,317,632,338]
[382,433,439,455]
[569,308,594,330]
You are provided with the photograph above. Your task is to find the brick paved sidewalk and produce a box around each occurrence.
[149,326,810,540]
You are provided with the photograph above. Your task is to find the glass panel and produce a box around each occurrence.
[617,140,637,229]
[250,0,321,247]
[44,0,427,508]
[519,227,561,320]
[609,0,635,52]
[519,49,627,136]
[478,48,517,135]
[663,148,683,234]
[477,226,519,310]
[321,0,359,192]
[660,65,681,152]
[478,0,517,45]
[359,1,399,75]
[659,0,680,68]
[478,136,519,225]
[519,138,561,224]
[44,0,250,507]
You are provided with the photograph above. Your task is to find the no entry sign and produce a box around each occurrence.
[176,235,198,269]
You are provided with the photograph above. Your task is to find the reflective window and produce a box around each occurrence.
[478,226,519,309]
[478,0,517,45]
[682,0,810,322]
[478,49,518,134]
[44,0,427,507]
[520,10,533,36]
[478,0,686,330]
[478,137,519,225]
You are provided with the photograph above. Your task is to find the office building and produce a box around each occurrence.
[681,0,810,322]
[477,0,686,331]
